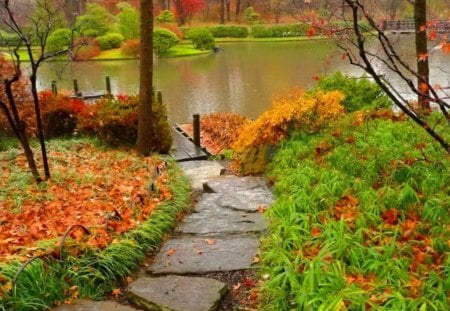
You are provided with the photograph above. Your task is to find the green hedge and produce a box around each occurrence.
[185,28,215,50]
[0,31,21,47]
[250,23,310,38]
[208,25,249,38]
[153,27,180,55]
[0,160,191,310]
[96,33,124,51]
[312,72,393,112]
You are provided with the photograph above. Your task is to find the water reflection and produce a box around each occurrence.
[35,38,449,122]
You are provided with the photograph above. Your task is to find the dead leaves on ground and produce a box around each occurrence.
[0,144,172,262]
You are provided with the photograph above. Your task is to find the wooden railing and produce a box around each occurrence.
[382,19,450,33]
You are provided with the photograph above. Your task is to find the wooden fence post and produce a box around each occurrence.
[51,80,57,95]
[105,76,111,96]
[193,114,201,148]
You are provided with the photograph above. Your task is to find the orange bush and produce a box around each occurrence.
[121,39,140,56]
[73,37,101,61]
[201,112,250,153]
[232,90,345,152]
[231,90,345,174]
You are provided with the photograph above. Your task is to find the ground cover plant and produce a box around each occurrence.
[259,111,449,309]
[0,137,191,310]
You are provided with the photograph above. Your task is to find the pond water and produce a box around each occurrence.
[35,38,450,123]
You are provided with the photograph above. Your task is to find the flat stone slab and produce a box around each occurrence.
[205,176,270,193]
[128,275,226,311]
[147,236,259,275]
[179,161,224,192]
[176,193,267,235]
[177,208,267,235]
[53,300,135,311]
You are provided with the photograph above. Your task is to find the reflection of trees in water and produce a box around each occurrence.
[35,40,450,122]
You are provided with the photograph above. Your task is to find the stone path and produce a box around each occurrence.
[57,160,273,311]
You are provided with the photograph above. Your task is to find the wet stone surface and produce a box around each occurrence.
[146,236,260,275]
[128,275,226,311]
[52,300,136,311]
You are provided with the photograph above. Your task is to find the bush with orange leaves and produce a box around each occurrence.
[232,90,345,174]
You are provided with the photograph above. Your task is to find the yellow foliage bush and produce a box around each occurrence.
[232,90,345,152]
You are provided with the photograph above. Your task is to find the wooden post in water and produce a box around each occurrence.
[73,79,79,97]
[105,76,111,96]
[51,81,57,95]
[193,114,201,148]
[157,90,162,104]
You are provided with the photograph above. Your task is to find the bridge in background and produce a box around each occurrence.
[382,19,450,34]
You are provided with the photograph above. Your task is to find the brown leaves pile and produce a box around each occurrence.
[0,143,171,262]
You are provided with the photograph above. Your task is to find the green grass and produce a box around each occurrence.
[212,36,329,43]
[92,48,137,61]
[260,112,449,310]
[0,147,192,310]
[161,44,211,57]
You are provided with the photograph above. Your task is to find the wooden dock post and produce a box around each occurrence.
[157,90,163,104]
[105,76,111,96]
[193,114,201,148]
[51,80,57,95]
[73,79,81,97]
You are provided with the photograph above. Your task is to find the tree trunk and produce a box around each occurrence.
[235,0,241,21]
[137,0,154,155]
[220,0,225,24]
[30,71,50,179]
[226,0,231,22]
[414,0,430,110]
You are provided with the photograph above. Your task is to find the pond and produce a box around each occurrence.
[35,38,450,123]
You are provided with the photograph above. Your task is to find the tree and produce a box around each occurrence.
[117,1,140,39]
[334,0,449,153]
[414,0,430,110]
[75,3,113,37]
[136,0,154,155]
[0,0,71,181]
[172,0,205,25]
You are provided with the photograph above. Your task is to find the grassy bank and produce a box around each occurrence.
[260,112,449,309]
[0,137,192,310]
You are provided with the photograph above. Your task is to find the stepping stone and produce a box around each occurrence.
[128,275,226,311]
[177,194,268,235]
[147,236,259,275]
[52,300,135,311]
[179,161,224,192]
[204,176,271,193]
[177,208,267,235]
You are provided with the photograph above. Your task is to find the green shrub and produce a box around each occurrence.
[96,33,124,50]
[156,10,175,23]
[250,25,271,38]
[313,72,393,112]
[153,28,179,55]
[185,28,215,50]
[250,23,309,38]
[0,30,20,47]
[208,25,249,38]
[116,2,140,40]
[46,28,72,52]
[243,7,260,24]
[75,3,113,37]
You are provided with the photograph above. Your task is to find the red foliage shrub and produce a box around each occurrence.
[73,37,101,61]
[39,90,88,137]
[0,56,33,135]
[121,39,140,56]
